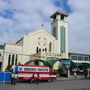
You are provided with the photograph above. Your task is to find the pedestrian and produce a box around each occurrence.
[14,74,18,85]
[31,74,35,83]
[11,73,18,85]
[35,73,40,84]
[11,73,15,85]
[74,71,77,78]
[84,69,88,78]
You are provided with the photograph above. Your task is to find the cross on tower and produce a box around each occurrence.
[41,24,44,28]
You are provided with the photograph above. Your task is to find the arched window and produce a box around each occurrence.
[61,15,64,20]
[39,48,41,52]
[60,26,66,53]
[15,55,18,65]
[12,55,14,65]
[52,27,57,39]
[36,47,39,53]
[43,49,44,51]
[45,48,47,52]
[8,54,11,65]
[49,42,52,52]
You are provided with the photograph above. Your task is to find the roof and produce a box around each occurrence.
[0,45,4,49]
[47,58,77,68]
[82,63,90,68]
[24,60,51,67]
[69,53,90,56]
[16,37,23,44]
[47,58,60,66]
[50,10,69,18]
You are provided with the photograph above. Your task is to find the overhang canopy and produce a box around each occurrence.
[24,59,51,67]
[82,63,90,69]
[47,58,60,66]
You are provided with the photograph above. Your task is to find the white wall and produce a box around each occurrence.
[2,43,23,71]
[22,29,57,55]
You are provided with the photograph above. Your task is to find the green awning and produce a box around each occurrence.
[47,58,60,66]
[82,63,90,69]
[70,61,77,68]
[24,60,51,67]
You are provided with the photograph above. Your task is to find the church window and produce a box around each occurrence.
[36,47,39,53]
[61,15,64,20]
[60,26,66,53]
[53,27,57,39]
[45,48,47,52]
[8,54,11,65]
[39,48,41,52]
[12,54,14,65]
[53,16,56,21]
[49,42,52,52]
[15,55,18,65]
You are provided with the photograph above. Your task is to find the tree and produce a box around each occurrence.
[58,65,68,77]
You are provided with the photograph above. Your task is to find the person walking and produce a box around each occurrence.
[14,74,18,85]
[84,69,88,78]
[74,71,77,78]
[35,73,40,84]
[11,73,15,85]
[31,74,35,83]
[11,73,18,85]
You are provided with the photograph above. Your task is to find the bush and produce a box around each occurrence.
[5,65,13,72]
[58,66,68,77]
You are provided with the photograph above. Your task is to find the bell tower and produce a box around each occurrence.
[50,10,69,58]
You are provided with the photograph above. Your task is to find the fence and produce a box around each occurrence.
[0,72,12,83]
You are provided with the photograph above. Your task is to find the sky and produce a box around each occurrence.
[0,0,90,54]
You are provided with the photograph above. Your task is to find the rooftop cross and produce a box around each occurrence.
[41,24,44,28]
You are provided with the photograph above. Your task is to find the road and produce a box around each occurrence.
[0,79,90,90]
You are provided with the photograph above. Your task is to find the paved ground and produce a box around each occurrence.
[0,79,90,90]
[57,75,85,81]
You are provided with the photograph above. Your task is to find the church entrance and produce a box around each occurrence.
[34,60,39,65]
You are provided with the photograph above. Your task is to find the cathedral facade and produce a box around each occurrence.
[0,10,69,71]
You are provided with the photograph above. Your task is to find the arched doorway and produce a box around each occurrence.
[24,59,51,67]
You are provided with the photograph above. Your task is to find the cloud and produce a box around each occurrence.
[68,0,90,54]
[0,0,60,44]
[0,0,90,54]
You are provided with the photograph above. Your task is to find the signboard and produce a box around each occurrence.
[61,60,71,68]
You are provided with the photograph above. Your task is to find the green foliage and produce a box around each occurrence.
[18,62,22,65]
[5,64,13,72]
[58,65,68,77]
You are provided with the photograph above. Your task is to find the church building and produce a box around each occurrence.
[0,10,69,71]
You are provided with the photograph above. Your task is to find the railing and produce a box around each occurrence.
[30,52,62,60]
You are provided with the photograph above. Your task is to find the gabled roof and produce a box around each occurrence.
[0,45,4,49]
[50,10,68,18]
[25,29,56,40]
